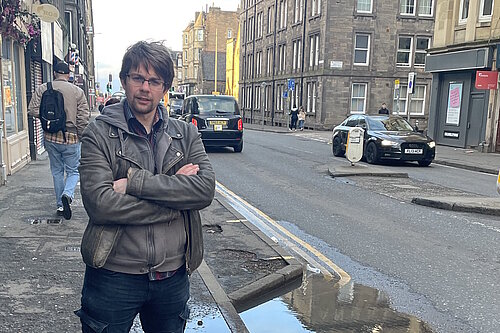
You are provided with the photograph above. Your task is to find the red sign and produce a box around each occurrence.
[475,71,498,90]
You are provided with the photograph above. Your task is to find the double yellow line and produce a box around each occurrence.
[216,182,351,287]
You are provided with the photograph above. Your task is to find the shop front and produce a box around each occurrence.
[426,47,497,150]
[0,37,30,181]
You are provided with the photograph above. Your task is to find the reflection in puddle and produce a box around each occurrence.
[242,272,435,333]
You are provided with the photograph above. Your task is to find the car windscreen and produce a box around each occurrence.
[170,99,183,107]
[367,117,414,131]
[195,97,239,115]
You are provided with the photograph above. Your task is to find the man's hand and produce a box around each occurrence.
[113,178,128,194]
[176,163,200,176]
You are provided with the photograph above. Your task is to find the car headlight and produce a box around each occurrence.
[381,139,399,147]
[427,141,436,148]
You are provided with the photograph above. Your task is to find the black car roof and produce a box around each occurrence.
[187,95,236,100]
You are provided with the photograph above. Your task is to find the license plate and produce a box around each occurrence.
[214,124,223,131]
[209,120,227,126]
[405,148,423,154]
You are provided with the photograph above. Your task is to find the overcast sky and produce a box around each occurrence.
[92,0,240,93]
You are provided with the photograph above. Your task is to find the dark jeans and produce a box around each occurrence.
[290,117,298,129]
[75,265,190,333]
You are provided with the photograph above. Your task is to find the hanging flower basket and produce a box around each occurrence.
[0,0,41,47]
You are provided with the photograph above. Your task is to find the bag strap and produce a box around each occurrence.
[47,82,53,91]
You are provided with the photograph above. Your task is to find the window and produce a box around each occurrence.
[357,0,372,13]
[228,29,232,39]
[293,39,302,71]
[184,34,188,44]
[267,48,273,75]
[397,36,412,66]
[459,0,470,23]
[267,6,274,34]
[277,44,286,73]
[397,36,431,67]
[309,34,320,68]
[294,0,304,23]
[415,37,429,66]
[255,86,260,109]
[177,71,182,80]
[351,83,367,114]
[248,16,254,41]
[479,0,494,21]
[276,84,284,111]
[400,0,415,15]
[306,81,317,113]
[394,85,426,115]
[311,0,321,16]
[418,0,433,16]
[279,0,288,29]
[257,12,263,38]
[256,51,262,77]
[290,83,300,109]
[196,30,203,41]
[354,34,370,65]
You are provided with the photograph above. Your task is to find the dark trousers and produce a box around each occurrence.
[290,117,298,129]
[75,265,189,333]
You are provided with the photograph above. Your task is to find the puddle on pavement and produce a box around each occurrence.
[240,271,435,333]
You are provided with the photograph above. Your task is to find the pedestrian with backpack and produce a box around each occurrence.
[28,62,90,220]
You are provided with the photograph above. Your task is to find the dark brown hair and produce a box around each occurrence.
[119,41,174,92]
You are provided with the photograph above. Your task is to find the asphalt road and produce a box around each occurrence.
[206,129,500,333]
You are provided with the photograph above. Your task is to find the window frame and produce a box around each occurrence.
[417,0,433,16]
[350,82,367,114]
[400,0,415,16]
[414,37,430,67]
[479,0,494,22]
[356,0,373,13]
[396,35,413,67]
[458,0,470,24]
[353,33,370,66]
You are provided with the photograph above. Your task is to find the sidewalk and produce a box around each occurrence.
[0,154,302,332]
[245,123,500,216]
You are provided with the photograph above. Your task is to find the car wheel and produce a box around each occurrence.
[418,159,432,167]
[332,137,345,157]
[365,142,379,164]
[233,141,243,153]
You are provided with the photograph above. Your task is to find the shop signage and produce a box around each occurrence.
[33,4,59,23]
[475,71,498,90]
[444,131,460,139]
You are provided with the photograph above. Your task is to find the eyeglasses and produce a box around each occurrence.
[126,74,165,91]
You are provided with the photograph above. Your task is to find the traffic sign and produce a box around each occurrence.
[287,79,295,91]
[408,72,416,94]
[395,79,400,89]
[282,91,288,98]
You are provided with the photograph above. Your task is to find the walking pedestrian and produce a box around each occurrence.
[289,104,299,131]
[298,106,306,131]
[378,102,390,115]
[75,41,216,333]
[28,61,90,220]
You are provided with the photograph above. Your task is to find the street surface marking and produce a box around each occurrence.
[216,182,351,286]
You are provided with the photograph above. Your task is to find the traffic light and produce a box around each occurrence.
[107,82,112,92]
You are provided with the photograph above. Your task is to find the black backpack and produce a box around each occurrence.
[40,82,66,139]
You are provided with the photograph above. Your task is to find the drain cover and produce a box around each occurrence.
[65,246,81,252]
[47,218,62,225]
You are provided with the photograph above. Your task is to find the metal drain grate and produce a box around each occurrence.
[28,218,63,225]
[64,246,81,252]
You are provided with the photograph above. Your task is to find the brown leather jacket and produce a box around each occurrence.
[78,101,215,275]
